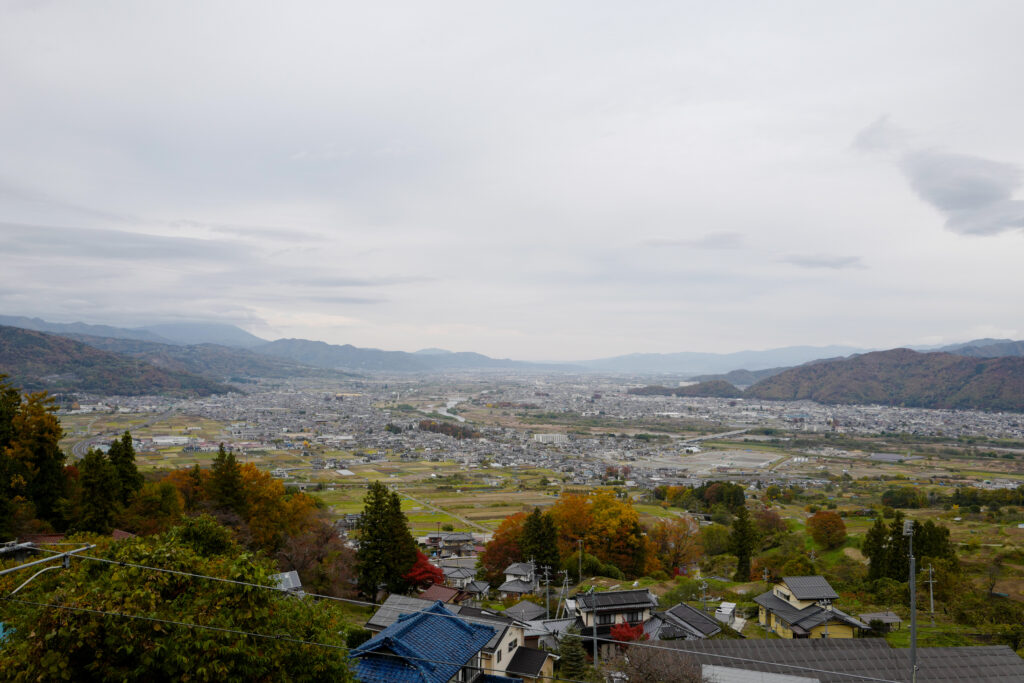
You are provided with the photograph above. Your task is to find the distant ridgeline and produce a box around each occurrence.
[629,349,1024,413]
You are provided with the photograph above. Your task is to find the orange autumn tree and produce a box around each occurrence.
[478,511,527,586]
[163,462,320,554]
[240,463,319,551]
[547,492,655,578]
[648,517,702,574]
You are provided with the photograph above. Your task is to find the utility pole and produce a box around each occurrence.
[586,587,599,671]
[700,580,709,614]
[762,566,769,584]
[577,538,583,584]
[926,564,936,627]
[542,566,551,619]
[904,519,917,683]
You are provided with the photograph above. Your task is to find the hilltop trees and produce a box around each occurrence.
[0,516,355,681]
[355,481,417,596]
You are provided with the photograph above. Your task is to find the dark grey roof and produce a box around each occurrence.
[505,646,550,678]
[859,611,902,624]
[658,639,1024,683]
[663,602,722,637]
[444,566,476,579]
[504,601,547,622]
[576,589,657,612]
[497,579,535,594]
[781,576,839,601]
[464,580,491,594]
[505,562,534,576]
[754,591,868,631]
[366,595,436,631]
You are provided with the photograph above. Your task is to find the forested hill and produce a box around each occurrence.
[64,334,355,381]
[628,380,744,398]
[744,348,1024,412]
[0,326,232,396]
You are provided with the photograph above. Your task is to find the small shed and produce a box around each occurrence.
[858,611,902,632]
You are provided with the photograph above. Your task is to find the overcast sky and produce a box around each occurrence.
[2,1,1022,360]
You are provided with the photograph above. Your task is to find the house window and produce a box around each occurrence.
[497,650,501,664]
[597,614,614,626]
[508,639,516,652]
[625,611,644,623]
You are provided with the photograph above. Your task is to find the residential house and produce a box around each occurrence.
[420,584,464,604]
[644,602,722,641]
[754,576,868,639]
[444,566,478,590]
[569,588,658,658]
[504,600,547,623]
[428,532,477,557]
[366,596,555,683]
[351,600,501,683]
[497,562,537,599]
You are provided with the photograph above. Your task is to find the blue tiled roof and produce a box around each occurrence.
[351,601,496,683]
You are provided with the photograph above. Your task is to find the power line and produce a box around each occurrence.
[33,552,902,682]
[0,595,593,683]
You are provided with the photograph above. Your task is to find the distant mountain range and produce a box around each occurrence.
[0,326,232,396]
[3,315,1024,408]
[63,334,354,381]
[255,338,566,372]
[0,315,268,348]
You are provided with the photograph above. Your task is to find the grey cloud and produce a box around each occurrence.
[780,254,865,270]
[643,232,744,249]
[0,222,248,261]
[290,275,434,288]
[900,150,1024,235]
[852,116,906,152]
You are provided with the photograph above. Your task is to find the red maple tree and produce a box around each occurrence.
[403,550,444,588]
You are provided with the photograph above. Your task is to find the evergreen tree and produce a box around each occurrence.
[863,517,889,580]
[356,482,417,596]
[209,443,246,515]
[76,448,119,534]
[729,505,757,581]
[521,507,560,577]
[885,513,910,581]
[107,430,143,506]
[557,629,588,680]
[3,390,65,523]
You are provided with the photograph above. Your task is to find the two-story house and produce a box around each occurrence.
[497,562,537,599]
[351,600,500,683]
[569,588,659,658]
[754,576,869,639]
[366,596,555,683]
